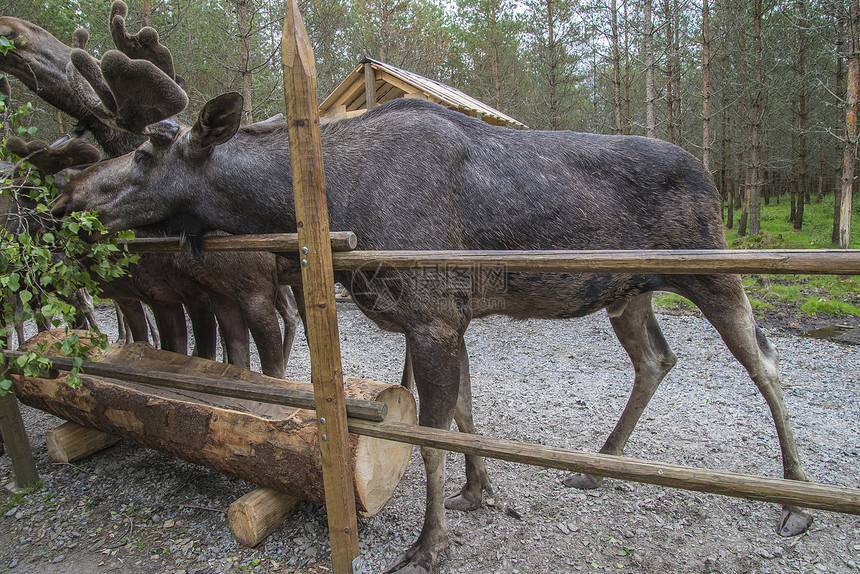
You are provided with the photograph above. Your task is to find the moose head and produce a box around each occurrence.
[58,1,250,234]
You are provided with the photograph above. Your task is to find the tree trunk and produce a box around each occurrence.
[611,0,623,135]
[645,0,656,138]
[547,0,559,130]
[739,135,751,237]
[11,331,416,516]
[491,7,502,111]
[664,0,675,143]
[749,0,764,236]
[623,0,632,134]
[702,0,713,175]
[795,0,808,231]
[237,0,254,124]
[672,0,682,142]
[841,0,860,248]
[835,8,847,244]
[142,0,152,28]
[722,49,732,229]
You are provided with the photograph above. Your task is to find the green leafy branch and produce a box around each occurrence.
[1,87,137,393]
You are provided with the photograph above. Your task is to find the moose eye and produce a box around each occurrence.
[133,149,150,164]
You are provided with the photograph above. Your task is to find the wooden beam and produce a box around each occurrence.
[364,62,376,110]
[123,231,357,253]
[0,386,38,489]
[347,419,860,516]
[376,83,406,106]
[345,86,369,112]
[3,350,388,422]
[332,249,860,276]
[322,104,348,120]
[282,2,360,572]
[377,70,427,99]
[331,77,367,110]
[320,63,364,112]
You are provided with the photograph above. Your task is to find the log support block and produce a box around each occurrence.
[228,487,299,547]
[45,421,121,463]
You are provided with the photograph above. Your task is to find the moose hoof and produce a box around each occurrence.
[562,473,604,490]
[445,491,482,511]
[778,506,813,537]
[382,536,445,574]
[444,479,492,511]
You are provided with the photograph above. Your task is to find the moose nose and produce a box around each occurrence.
[51,194,71,218]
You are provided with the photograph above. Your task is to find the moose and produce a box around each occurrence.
[57,8,814,574]
[0,11,299,377]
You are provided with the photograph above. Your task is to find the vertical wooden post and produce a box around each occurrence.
[0,372,39,489]
[364,62,377,110]
[281,2,359,573]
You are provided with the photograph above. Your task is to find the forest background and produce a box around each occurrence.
[1,0,859,245]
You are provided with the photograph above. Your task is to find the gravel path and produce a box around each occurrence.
[1,302,858,573]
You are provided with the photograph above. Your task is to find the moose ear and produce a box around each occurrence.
[190,93,243,153]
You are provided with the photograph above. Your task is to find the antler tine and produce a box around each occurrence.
[67,46,120,130]
[71,27,89,50]
[69,46,118,113]
[6,137,47,159]
[109,0,176,81]
[6,136,102,175]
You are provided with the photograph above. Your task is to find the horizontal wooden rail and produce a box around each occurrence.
[123,231,357,253]
[3,351,387,422]
[347,419,860,516]
[332,249,860,275]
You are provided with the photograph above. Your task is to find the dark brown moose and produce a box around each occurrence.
[60,21,814,574]
[0,11,298,376]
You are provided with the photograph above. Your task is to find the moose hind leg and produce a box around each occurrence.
[676,274,813,536]
[384,322,465,574]
[564,293,677,489]
[445,340,492,511]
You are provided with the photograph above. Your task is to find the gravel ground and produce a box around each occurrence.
[1,300,859,574]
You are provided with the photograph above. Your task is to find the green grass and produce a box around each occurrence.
[653,194,860,317]
[723,193,860,249]
[653,292,696,310]
[0,481,43,514]
[800,296,860,316]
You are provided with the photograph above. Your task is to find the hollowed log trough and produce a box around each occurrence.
[11,330,416,517]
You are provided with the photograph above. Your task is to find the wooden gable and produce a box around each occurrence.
[319,58,526,129]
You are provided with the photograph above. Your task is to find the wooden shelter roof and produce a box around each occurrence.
[319,58,526,128]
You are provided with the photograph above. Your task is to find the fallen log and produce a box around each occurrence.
[12,330,416,516]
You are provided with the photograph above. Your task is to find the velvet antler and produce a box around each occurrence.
[6,136,102,175]
[109,0,176,81]
[66,1,188,137]
[66,45,187,135]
